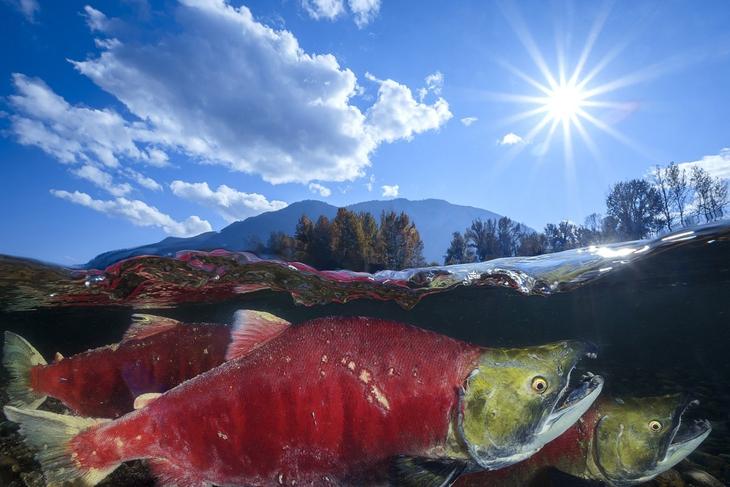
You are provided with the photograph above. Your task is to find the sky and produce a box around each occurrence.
[1,0,730,265]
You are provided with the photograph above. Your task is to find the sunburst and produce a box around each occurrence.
[492,3,658,167]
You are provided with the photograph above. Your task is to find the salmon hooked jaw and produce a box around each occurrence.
[631,400,712,485]
[457,341,604,471]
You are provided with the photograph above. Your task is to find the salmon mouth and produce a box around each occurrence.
[536,362,604,447]
[642,400,712,481]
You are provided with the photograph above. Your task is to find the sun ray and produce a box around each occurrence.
[499,1,558,89]
[569,2,613,85]
[495,59,553,96]
[494,2,667,169]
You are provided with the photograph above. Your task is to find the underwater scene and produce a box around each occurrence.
[0,222,728,487]
[4,1,730,486]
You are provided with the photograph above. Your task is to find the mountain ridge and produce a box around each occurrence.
[85,198,508,269]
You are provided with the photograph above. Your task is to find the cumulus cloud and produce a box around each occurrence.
[499,132,524,145]
[42,0,447,187]
[308,182,332,197]
[381,184,399,198]
[302,0,380,27]
[348,0,381,28]
[170,180,288,222]
[7,73,165,192]
[677,148,730,180]
[50,189,211,236]
[302,0,345,20]
[71,164,132,197]
[460,117,478,127]
[365,75,452,143]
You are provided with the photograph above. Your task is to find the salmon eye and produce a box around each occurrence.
[531,376,548,394]
[649,420,662,432]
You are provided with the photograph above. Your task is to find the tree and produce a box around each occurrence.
[444,231,473,265]
[666,162,690,227]
[544,221,581,253]
[359,212,380,272]
[516,231,547,256]
[309,216,334,269]
[378,211,425,270]
[465,218,498,261]
[605,179,664,239]
[497,217,516,257]
[330,208,366,271]
[294,215,314,261]
[691,166,728,222]
[651,165,674,232]
[266,232,296,260]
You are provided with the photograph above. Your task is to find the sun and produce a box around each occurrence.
[492,4,655,166]
[545,83,586,123]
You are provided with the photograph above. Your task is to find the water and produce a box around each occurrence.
[0,222,728,486]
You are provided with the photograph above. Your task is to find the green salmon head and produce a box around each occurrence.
[458,340,603,470]
[590,395,711,486]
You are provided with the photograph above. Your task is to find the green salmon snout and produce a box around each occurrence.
[590,395,711,486]
[458,340,603,470]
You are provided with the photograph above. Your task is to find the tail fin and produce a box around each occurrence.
[3,406,117,486]
[3,331,48,409]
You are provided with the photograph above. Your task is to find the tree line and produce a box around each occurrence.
[261,162,726,269]
[265,208,425,272]
[444,163,728,265]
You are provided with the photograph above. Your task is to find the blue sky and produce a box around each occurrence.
[2,0,730,264]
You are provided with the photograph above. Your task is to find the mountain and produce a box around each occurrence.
[85,198,506,269]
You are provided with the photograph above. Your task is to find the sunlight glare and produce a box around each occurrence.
[546,83,585,122]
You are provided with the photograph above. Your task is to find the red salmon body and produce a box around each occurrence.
[74,316,482,485]
[26,315,230,417]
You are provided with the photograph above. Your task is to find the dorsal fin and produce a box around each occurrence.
[225,310,291,361]
[134,392,162,410]
[122,314,182,342]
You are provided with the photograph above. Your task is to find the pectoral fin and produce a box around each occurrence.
[389,456,466,487]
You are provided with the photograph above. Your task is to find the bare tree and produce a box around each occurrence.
[666,162,690,227]
[651,165,674,231]
[691,167,715,222]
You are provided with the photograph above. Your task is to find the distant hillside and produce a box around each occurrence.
[85,198,508,269]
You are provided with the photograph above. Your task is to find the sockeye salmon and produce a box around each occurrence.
[5,311,604,486]
[3,314,231,418]
[456,395,711,486]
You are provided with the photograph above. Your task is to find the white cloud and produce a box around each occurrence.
[83,5,109,32]
[302,0,345,20]
[308,182,332,197]
[381,184,399,198]
[365,174,375,191]
[71,164,132,197]
[677,148,730,180]
[365,77,452,144]
[7,73,164,192]
[303,0,380,27]
[460,116,478,127]
[9,0,38,21]
[348,0,381,28]
[418,71,444,101]
[170,180,288,222]
[43,0,447,187]
[499,132,524,145]
[124,168,162,191]
[51,189,211,236]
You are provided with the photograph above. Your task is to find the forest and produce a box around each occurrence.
[264,162,727,270]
